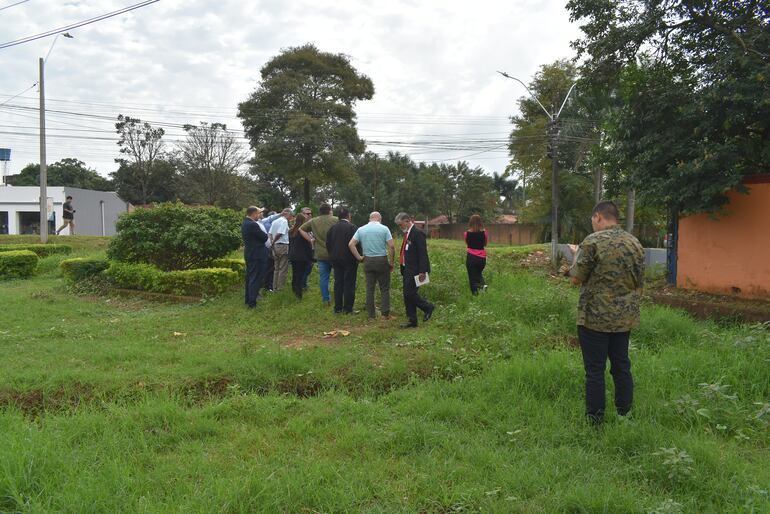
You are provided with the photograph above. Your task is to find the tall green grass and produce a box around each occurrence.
[0,236,767,512]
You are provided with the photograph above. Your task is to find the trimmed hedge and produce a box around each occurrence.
[60,258,110,282]
[0,250,39,279]
[105,261,238,297]
[211,258,245,275]
[156,268,239,296]
[0,244,72,257]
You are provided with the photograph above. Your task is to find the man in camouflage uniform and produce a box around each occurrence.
[568,201,645,424]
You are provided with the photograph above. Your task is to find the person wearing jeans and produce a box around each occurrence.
[299,203,337,305]
[464,214,488,294]
[325,206,359,314]
[567,201,645,424]
[348,211,395,320]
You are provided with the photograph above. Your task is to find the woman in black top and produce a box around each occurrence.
[464,214,489,294]
[289,213,313,299]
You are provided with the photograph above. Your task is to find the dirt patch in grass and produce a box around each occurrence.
[649,287,770,324]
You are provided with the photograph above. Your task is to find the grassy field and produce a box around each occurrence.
[1,236,768,513]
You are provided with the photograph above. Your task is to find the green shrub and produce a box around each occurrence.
[155,268,239,296]
[104,261,238,297]
[107,202,241,271]
[211,258,245,275]
[60,258,110,282]
[0,243,72,257]
[105,262,160,291]
[0,250,39,279]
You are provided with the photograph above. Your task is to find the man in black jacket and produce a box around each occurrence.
[242,206,268,308]
[326,206,359,314]
[395,212,435,328]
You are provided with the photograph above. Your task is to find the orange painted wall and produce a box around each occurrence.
[677,177,770,298]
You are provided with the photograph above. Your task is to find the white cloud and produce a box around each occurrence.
[0,0,582,178]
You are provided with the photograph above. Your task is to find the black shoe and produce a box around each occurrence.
[423,305,435,322]
[401,321,418,329]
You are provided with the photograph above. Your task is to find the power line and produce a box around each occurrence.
[0,0,29,12]
[0,0,160,49]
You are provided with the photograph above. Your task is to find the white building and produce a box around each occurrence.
[0,186,130,236]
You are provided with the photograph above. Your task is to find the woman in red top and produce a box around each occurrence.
[464,214,488,294]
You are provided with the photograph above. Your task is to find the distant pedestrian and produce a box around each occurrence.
[260,209,281,292]
[241,206,268,308]
[394,212,434,328]
[464,214,488,294]
[299,203,338,306]
[289,212,313,299]
[326,206,359,314]
[56,195,75,235]
[568,201,645,424]
[269,208,293,291]
[299,206,314,290]
[348,211,395,320]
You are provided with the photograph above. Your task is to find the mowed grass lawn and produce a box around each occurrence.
[1,236,768,513]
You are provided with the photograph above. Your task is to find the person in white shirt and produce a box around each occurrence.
[269,208,294,291]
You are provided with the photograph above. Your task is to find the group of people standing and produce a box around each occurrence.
[242,204,469,328]
[243,199,644,425]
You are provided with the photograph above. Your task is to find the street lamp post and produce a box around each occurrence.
[498,71,577,267]
[39,32,73,243]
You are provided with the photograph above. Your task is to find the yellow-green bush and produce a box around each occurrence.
[60,258,110,282]
[211,258,245,275]
[0,250,39,279]
[105,261,238,297]
[0,243,72,257]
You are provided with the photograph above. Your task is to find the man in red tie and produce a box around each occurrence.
[394,212,435,328]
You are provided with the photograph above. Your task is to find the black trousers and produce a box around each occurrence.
[401,266,433,324]
[245,256,266,307]
[332,261,358,313]
[291,260,308,299]
[466,254,486,294]
[263,255,275,291]
[577,326,633,420]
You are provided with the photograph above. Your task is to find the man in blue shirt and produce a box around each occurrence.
[259,210,281,292]
[349,211,395,320]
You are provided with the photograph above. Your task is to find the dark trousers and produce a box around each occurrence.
[578,326,633,420]
[401,266,433,324]
[364,256,391,318]
[291,260,308,299]
[245,256,266,307]
[332,261,358,313]
[263,255,275,291]
[302,261,313,289]
[466,254,486,294]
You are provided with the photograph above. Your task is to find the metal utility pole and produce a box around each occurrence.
[38,57,48,243]
[498,71,577,267]
[626,188,636,233]
[38,32,73,243]
[373,154,378,211]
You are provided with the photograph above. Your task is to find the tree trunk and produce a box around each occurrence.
[593,169,603,204]
[626,188,636,233]
[303,176,310,206]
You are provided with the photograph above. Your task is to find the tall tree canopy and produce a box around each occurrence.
[176,122,250,208]
[238,44,375,205]
[114,115,167,205]
[568,0,770,214]
[9,158,112,190]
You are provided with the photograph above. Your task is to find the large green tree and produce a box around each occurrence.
[567,0,770,214]
[10,158,112,190]
[114,115,167,205]
[238,44,375,205]
[176,122,250,209]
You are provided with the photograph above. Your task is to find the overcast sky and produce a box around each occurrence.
[0,0,582,179]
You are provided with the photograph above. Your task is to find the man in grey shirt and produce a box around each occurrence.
[349,212,395,320]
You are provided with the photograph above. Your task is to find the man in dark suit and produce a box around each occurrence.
[395,212,435,328]
[326,206,359,314]
[242,206,268,308]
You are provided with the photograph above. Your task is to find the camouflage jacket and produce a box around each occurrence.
[570,226,645,332]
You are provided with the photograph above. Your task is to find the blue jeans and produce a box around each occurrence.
[302,261,313,289]
[317,260,332,302]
